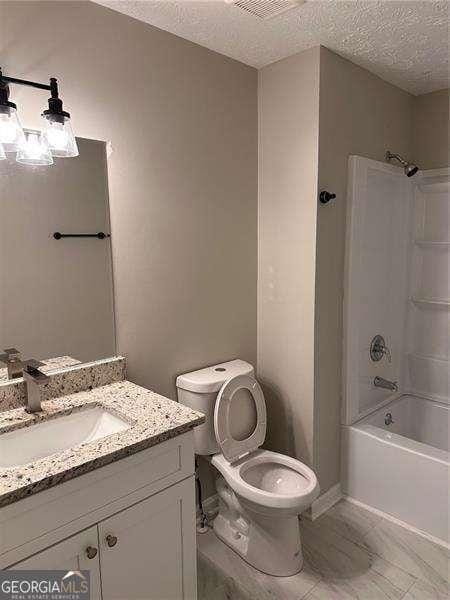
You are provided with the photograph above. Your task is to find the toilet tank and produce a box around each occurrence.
[176,359,254,455]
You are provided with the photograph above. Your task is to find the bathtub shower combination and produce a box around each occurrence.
[342,156,449,545]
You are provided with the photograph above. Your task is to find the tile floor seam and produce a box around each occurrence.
[372,563,417,598]
[400,576,420,600]
[361,524,449,595]
[197,548,267,600]
[371,575,404,600]
[299,577,323,600]
[360,532,421,587]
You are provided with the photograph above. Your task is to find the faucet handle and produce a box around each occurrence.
[370,335,392,363]
[0,348,24,380]
[22,360,51,384]
[3,348,21,357]
[0,348,21,362]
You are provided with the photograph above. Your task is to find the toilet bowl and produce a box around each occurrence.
[212,449,318,516]
[176,359,320,576]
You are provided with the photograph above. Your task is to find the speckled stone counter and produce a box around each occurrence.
[0,380,204,508]
[0,356,125,412]
[0,356,82,383]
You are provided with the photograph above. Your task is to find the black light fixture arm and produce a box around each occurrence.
[0,74,52,92]
[0,68,69,119]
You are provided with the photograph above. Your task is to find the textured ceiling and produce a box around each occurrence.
[94,0,449,95]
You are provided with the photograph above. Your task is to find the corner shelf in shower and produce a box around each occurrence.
[410,298,450,309]
[407,353,450,404]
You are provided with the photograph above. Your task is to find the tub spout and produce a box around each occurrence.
[373,376,398,392]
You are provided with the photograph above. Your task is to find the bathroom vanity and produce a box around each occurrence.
[0,358,204,600]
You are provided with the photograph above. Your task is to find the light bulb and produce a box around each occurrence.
[16,130,53,166]
[42,115,78,158]
[0,106,25,152]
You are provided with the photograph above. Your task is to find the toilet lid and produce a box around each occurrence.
[214,374,266,463]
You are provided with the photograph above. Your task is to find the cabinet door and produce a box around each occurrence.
[99,476,197,600]
[10,526,101,600]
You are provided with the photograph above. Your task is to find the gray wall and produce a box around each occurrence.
[0,138,115,363]
[316,47,414,493]
[1,1,258,399]
[412,89,450,169]
[258,48,321,468]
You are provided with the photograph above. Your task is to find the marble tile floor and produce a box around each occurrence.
[197,499,449,600]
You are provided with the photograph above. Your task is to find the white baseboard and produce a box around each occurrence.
[305,483,342,520]
[345,496,450,550]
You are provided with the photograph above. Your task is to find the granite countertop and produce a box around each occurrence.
[0,356,81,383]
[0,380,205,508]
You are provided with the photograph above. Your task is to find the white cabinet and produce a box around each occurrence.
[100,477,196,600]
[11,527,102,600]
[1,433,197,600]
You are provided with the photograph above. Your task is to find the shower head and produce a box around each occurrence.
[385,151,419,177]
[404,163,419,177]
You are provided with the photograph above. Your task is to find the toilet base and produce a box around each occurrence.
[214,478,303,577]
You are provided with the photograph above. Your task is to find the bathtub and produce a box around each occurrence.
[342,394,449,544]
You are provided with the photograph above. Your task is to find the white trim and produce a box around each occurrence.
[345,495,450,550]
[305,482,342,520]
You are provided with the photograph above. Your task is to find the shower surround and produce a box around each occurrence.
[342,156,450,545]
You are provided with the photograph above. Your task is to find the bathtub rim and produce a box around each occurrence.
[349,394,449,465]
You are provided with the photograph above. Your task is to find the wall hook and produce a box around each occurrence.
[319,191,336,204]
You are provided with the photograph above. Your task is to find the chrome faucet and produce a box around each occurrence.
[22,360,50,413]
[373,376,398,392]
[0,348,23,380]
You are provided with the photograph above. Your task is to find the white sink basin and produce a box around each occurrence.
[0,407,130,468]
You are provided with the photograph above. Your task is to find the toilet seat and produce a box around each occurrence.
[212,449,319,511]
[214,374,266,463]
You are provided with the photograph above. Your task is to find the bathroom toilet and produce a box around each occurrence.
[176,359,319,576]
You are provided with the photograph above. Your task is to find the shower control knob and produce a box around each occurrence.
[105,534,118,548]
[319,191,336,204]
[85,546,98,559]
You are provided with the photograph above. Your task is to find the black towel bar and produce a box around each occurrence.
[53,232,110,240]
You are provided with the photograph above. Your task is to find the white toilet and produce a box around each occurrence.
[176,359,319,576]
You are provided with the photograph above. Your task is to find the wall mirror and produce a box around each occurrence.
[0,137,116,380]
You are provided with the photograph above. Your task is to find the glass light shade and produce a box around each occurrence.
[16,130,53,166]
[0,143,6,161]
[42,115,79,158]
[0,106,25,152]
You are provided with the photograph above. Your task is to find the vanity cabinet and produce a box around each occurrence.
[12,526,102,598]
[1,432,197,600]
[99,478,194,600]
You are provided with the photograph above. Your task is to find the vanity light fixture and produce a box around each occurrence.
[0,68,78,164]
[0,87,25,152]
[41,78,78,158]
[16,130,53,166]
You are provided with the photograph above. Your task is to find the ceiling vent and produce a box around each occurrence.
[225,0,305,20]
